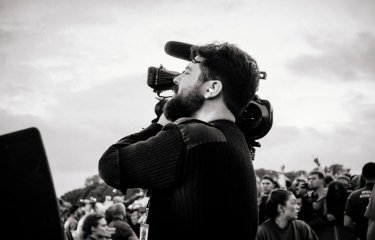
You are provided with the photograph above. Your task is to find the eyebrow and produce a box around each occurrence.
[185,66,192,72]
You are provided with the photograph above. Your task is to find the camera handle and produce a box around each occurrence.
[247,140,261,161]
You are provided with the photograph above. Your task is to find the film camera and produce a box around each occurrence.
[147,42,273,160]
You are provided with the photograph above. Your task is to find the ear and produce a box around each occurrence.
[204,80,222,99]
[277,204,285,215]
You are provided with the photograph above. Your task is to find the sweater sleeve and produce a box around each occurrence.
[98,123,185,190]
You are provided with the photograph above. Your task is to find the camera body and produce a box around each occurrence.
[147,65,273,158]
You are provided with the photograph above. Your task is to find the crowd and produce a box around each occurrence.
[57,41,374,240]
[58,161,374,240]
[60,191,149,240]
[256,162,375,240]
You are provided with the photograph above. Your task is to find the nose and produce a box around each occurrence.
[173,75,181,85]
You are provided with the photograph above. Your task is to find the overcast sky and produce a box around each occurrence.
[1,0,374,196]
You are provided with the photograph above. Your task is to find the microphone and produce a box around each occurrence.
[164,41,194,61]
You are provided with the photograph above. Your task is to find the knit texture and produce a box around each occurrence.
[99,119,258,240]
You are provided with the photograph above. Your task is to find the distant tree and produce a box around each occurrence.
[61,188,85,205]
[84,174,102,187]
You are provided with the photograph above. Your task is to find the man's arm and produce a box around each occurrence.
[98,122,184,190]
[344,215,355,229]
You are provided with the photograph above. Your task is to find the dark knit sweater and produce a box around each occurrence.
[256,219,319,240]
[99,118,258,240]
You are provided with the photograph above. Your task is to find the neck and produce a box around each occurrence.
[275,216,289,229]
[193,100,235,123]
[314,186,325,198]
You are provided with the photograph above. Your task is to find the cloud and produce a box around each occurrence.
[254,93,375,175]
[287,32,375,82]
[0,73,158,195]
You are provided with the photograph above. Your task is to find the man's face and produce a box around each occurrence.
[308,174,323,190]
[164,56,205,122]
[260,179,275,194]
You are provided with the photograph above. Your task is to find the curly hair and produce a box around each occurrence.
[190,42,260,117]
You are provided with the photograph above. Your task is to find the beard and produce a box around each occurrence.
[163,85,205,122]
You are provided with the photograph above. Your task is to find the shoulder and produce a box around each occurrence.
[293,219,310,228]
[348,188,362,199]
[173,118,227,148]
[256,221,273,239]
[258,220,273,231]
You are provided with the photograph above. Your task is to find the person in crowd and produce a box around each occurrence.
[296,182,309,197]
[75,199,101,240]
[105,203,138,240]
[336,174,351,192]
[326,181,349,226]
[114,191,146,208]
[344,162,375,240]
[99,42,261,240]
[365,181,375,240]
[256,189,319,240]
[102,196,114,210]
[81,212,114,240]
[64,205,79,239]
[256,175,261,198]
[295,190,314,225]
[258,175,277,224]
[127,209,141,237]
[306,170,327,231]
[324,175,334,187]
[58,198,72,224]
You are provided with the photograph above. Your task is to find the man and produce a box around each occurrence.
[64,205,79,239]
[344,162,375,240]
[98,42,260,240]
[365,180,375,240]
[258,175,276,224]
[105,203,138,240]
[337,174,351,191]
[306,170,327,232]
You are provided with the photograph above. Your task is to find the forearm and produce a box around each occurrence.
[99,123,184,190]
[343,215,355,229]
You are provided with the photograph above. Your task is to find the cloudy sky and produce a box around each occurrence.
[1,0,374,196]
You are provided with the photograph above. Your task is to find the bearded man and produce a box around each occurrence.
[98,42,260,240]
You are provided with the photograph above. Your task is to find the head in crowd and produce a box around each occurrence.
[68,205,79,218]
[266,189,300,221]
[324,175,334,187]
[336,174,351,190]
[308,170,325,190]
[326,181,348,205]
[112,196,125,204]
[105,203,126,223]
[260,175,276,195]
[362,162,375,183]
[164,42,260,121]
[296,182,309,196]
[128,209,141,226]
[349,175,360,189]
[82,213,109,240]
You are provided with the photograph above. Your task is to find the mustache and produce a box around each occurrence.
[172,85,179,93]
